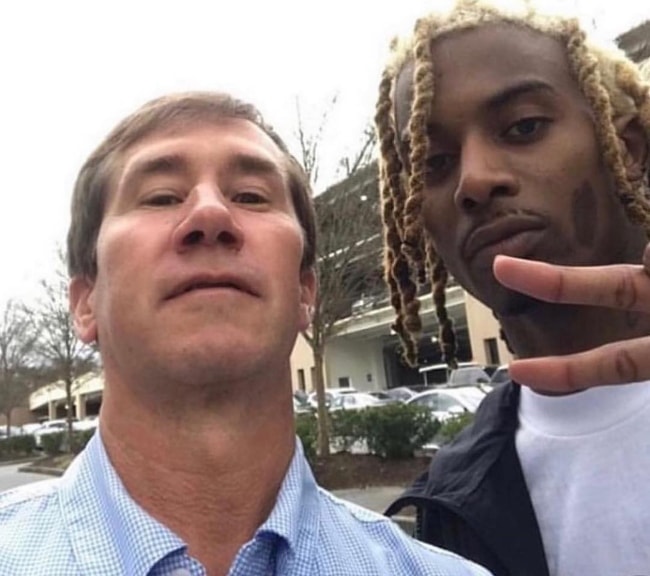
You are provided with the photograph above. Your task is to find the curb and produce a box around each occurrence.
[0,456,43,467]
[17,465,64,477]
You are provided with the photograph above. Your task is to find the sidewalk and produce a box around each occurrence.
[332,485,415,535]
[15,459,417,534]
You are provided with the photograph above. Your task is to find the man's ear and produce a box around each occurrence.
[614,114,648,182]
[69,276,98,344]
[298,267,318,331]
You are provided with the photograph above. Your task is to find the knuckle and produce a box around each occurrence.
[613,350,639,383]
[614,269,638,310]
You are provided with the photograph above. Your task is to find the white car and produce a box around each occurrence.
[406,386,487,422]
[74,416,99,431]
[20,423,44,435]
[0,426,23,439]
[307,387,357,409]
[32,419,71,447]
[329,392,393,411]
[489,365,510,387]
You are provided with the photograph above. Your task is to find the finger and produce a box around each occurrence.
[508,336,650,392]
[493,255,650,312]
[643,243,650,274]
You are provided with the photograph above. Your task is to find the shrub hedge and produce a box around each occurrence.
[0,434,37,459]
[296,402,441,460]
[40,429,97,456]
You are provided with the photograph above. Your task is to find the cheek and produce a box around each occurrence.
[421,197,457,259]
[570,181,599,248]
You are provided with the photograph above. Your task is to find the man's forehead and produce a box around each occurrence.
[394,23,577,136]
[118,119,286,178]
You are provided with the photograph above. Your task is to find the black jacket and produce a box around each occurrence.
[385,383,549,576]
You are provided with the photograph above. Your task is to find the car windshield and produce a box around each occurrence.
[448,388,485,411]
[490,367,510,385]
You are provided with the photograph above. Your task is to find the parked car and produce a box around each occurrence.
[367,390,404,405]
[20,423,44,435]
[406,386,487,422]
[419,361,490,387]
[307,387,357,409]
[293,393,312,414]
[447,365,491,387]
[74,416,99,431]
[383,386,419,403]
[489,365,511,386]
[32,419,72,448]
[0,426,24,439]
[329,392,393,411]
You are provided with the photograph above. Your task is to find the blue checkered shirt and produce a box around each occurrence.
[0,433,492,575]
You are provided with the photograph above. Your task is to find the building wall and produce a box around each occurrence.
[324,338,386,392]
[290,333,317,392]
[290,288,504,393]
[0,406,37,427]
[464,292,513,367]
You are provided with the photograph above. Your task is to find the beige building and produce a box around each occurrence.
[290,285,513,395]
[28,372,103,421]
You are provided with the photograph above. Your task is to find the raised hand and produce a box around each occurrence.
[493,248,650,391]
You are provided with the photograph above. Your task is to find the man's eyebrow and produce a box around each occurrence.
[400,80,557,144]
[122,153,188,186]
[484,80,557,111]
[227,153,285,180]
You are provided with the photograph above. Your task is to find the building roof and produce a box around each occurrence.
[617,20,650,63]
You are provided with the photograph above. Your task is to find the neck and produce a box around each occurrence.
[98,374,296,576]
[501,302,650,360]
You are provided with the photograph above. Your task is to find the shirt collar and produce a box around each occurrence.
[57,433,321,574]
[255,440,320,555]
[57,431,187,575]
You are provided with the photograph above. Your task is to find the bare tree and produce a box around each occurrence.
[30,249,97,448]
[294,94,338,190]
[294,102,381,456]
[0,300,37,435]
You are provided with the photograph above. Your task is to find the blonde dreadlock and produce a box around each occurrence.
[375,0,650,367]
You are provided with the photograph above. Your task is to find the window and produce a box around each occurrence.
[297,369,306,391]
[484,338,500,366]
[338,377,351,388]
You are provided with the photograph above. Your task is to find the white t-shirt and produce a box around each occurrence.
[516,381,650,576]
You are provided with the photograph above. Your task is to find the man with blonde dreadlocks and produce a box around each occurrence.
[377,2,650,575]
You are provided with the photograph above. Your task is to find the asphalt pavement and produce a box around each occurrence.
[0,463,50,492]
[1,462,415,533]
[333,485,415,534]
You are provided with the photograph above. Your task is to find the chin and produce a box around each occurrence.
[491,291,542,317]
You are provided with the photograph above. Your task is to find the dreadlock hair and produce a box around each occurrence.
[374,0,650,367]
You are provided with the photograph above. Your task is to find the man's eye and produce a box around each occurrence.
[143,192,182,207]
[504,117,550,140]
[233,190,268,204]
[424,154,456,183]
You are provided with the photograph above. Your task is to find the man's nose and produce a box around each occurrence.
[171,186,244,252]
[454,135,518,211]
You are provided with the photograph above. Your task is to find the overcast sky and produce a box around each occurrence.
[0,0,647,309]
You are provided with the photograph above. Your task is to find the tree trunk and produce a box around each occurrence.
[65,376,74,452]
[313,346,330,457]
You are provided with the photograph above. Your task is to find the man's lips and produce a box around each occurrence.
[463,216,546,261]
[165,273,260,300]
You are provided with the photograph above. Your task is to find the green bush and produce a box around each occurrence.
[41,429,97,456]
[330,409,365,452]
[0,434,37,459]
[40,432,65,455]
[295,413,318,464]
[363,403,440,459]
[438,412,475,445]
[69,429,96,454]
